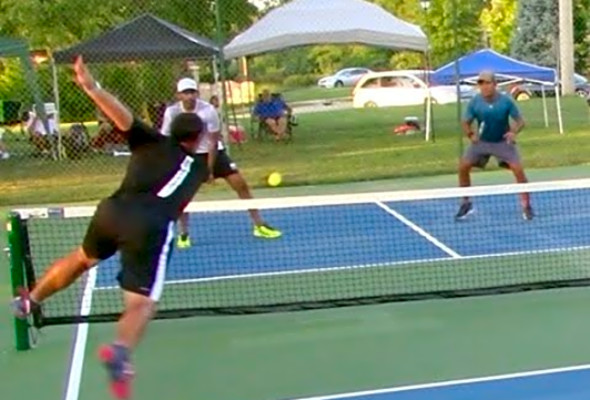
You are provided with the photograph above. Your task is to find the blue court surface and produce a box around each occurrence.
[94,188,590,287]
[286,365,590,400]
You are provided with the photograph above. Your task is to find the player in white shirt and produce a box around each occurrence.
[161,78,282,248]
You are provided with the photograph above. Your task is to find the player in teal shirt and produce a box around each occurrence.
[465,85,521,142]
[456,70,533,221]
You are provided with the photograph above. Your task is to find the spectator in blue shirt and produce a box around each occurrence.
[456,70,533,221]
[253,89,289,140]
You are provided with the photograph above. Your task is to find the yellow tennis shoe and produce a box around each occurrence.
[176,234,191,249]
[253,224,282,239]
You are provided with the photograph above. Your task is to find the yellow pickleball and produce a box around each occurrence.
[267,172,282,187]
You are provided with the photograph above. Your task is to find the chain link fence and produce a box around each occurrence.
[0,0,588,207]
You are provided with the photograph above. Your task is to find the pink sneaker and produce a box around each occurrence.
[98,344,135,399]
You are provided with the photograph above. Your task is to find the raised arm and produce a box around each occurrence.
[74,56,133,131]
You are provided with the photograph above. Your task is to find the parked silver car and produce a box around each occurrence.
[317,68,372,88]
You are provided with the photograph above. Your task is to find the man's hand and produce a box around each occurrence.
[73,56,97,93]
[468,132,479,143]
[73,55,133,131]
[504,131,517,144]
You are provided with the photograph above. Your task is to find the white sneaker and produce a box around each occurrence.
[0,152,9,160]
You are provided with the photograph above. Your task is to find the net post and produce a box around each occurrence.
[6,212,31,351]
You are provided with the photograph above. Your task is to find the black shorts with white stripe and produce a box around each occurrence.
[197,150,239,179]
[82,198,175,301]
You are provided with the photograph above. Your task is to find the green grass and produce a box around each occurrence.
[0,96,588,207]
[281,86,351,103]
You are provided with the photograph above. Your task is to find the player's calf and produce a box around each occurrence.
[507,162,534,220]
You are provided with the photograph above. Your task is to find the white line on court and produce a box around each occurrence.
[93,244,590,290]
[63,267,97,400]
[374,201,461,258]
[285,363,590,400]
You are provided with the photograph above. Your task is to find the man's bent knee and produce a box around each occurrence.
[123,290,156,317]
[459,159,473,173]
[226,173,248,192]
[74,246,99,270]
[508,163,528,181]
[507,162,523,171]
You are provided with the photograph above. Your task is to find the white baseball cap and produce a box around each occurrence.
[177,77,198,93]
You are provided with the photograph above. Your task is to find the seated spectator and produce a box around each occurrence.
[25,108,59,158]
[91,112,127,153]
[63,122,90,159]
[271,92,292,115]
[210,94,221,109]
[0,127,9,159]
[272,92,297,126]
[253,89,290,140]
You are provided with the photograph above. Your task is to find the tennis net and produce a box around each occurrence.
[7,178,590,327]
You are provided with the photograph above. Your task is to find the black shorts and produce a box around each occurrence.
[82,198,175,301]
[199,150,239,179]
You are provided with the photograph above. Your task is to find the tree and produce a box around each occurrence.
[422,0,484,66]
[0,0,259,120]
[479,0,517,54]
[372,0,425,69]
[510,0,558,67]
[574,0,590,74]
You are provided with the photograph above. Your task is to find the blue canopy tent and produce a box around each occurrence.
[432,48,556,84]
[432,49,563,134]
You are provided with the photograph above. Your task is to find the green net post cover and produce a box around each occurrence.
[6,213,32,351]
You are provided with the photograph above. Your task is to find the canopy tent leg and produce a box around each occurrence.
[50,57,63,160]
[425,96,432,142]
[422,50,433,142]
[212,56,228,152]
[555,83,564,135]
[243,56,258,139]
[541,85,549,128]
[21,52,53,159]
[214,0,231,155]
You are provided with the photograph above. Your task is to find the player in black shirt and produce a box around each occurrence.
[11,57,208,399]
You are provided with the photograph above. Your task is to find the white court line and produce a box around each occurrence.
[93,245,590,290]
[375,201,461,258]
[63,267,97,400]
[285,363,590,400]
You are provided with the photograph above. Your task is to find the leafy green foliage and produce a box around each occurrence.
[426,0,485,66]
[511,0,559,67]
[0,0,258,122]
[480,0,517,54]
[574,0,590,74]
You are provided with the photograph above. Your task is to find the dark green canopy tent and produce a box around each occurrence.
[53,14,219,64]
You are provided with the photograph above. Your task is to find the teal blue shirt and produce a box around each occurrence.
[463,93,522,142]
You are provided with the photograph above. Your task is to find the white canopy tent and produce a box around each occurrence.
[224,0,428,58]
[223,0,434,140]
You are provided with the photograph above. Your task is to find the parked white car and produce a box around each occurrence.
[317,67,372,88]
[352,70,473,108]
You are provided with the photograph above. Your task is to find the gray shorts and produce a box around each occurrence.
[463,140,521,168]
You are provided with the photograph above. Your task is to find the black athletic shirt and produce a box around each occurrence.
[108,117,207,220]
